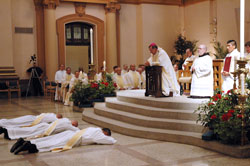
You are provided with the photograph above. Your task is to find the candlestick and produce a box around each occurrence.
[90,28,94,64]
[240,73,245,95]
[240,0,245,58]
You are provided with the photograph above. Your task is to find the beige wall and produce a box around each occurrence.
[11,0,36,79]
[184,1,210,52]
[0,0,14,67]
[66,46,89,73]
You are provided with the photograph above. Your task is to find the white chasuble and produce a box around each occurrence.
[190,54,214,97]
[114,75,127,89]
[125,71,141,89]
[147,47,180,96]
[221,49,240,92]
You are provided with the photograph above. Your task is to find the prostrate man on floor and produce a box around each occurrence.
[12,127,116,155]
[0,113,63,128]
[221,40,240,92]
[145,43,180,96]
[0,118,78,141]
[190,45,213,98]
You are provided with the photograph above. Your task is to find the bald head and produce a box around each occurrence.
[130,64,136,71]
[198,44,207,56]
[71,120,78,127]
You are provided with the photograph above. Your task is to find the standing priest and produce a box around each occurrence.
[145,43,180,96]
[190,45,213,98]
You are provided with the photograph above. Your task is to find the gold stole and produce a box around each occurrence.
[132,72,139,88]
[51,129,86,152]
[117,75,124,89]
[35,119,59,138]
[22,114,47,127]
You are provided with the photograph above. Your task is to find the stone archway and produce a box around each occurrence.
[56,14,104,71]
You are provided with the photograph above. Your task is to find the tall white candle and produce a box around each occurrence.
[103,61,106,71]
[90,28,94,64]
[240,73,245,95]
[240,0,245,58]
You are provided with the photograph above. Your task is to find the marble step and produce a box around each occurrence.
[117,93,207,110]
[94,103,204,133]
[105,98,198,120]
[82,109,250,158]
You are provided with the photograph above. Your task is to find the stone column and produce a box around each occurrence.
[105,2,120,72]
[43,0,59,80]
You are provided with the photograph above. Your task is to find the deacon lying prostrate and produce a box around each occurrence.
[0,118,78,141]
[12,127,116,155]
[0,113,63,128]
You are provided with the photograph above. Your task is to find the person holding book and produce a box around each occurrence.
[221,40,240,92]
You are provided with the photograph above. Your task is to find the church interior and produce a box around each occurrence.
[1,0,250,165]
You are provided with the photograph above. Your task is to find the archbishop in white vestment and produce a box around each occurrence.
[146,43,180,96]
[221,40,240,93]
[6,118,78,140]
[30,127,116,152]
[0,113,61,128]
[190,45,213,97]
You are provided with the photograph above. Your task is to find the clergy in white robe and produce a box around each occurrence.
[190,45,213,97]
[13,127,116,154]
[113,67,128,90]
[146,43,180,96]
[0,113,62,128]
[54,64,66,101]
[244,41,250,77]
[124,64,141,89]
[182,48,195,70]
[121,64,128,76]
[61,67,74,102]
[6,118,78,140]
[221,40,240,92]
[64,71,81,106]
[137,67,146,89]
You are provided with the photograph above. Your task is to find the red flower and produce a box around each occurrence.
[101,82,105,84]
[91,83,98,89]
[208,103,214,106]
[222,114,229,121]
[237,114,242,119]
[227,89,232,94]
[104,82,109,87]
[212,97,218,101]
[216,94,221,99]
[228,110,235,114]
[211,114,217,120]
[113,83,117,87]
[227,112,233,118]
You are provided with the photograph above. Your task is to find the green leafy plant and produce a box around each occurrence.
[213,41,228,59]
[195,89,250,144]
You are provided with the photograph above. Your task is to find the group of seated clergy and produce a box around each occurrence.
[54,63,146,106]
[0,113,116,154]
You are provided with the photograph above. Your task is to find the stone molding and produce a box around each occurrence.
[74,2,86,16]
[105,2,121,13]
[43,0,60,9]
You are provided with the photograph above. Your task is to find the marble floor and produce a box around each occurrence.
[0,97,250,166]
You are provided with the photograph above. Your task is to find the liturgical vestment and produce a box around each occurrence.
[147,47,180,96]
[190,53,213,97]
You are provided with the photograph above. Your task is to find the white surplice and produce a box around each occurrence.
[30,127,116,152]
[147,47,180,96]
[113,74,128,90]
[124,70,141,89]
[221,49,240,92]
[54,70,66,100]
[182,55,195,70]
[6,118,78,140]
[190,53,214,97]
[64,76,80,106]
[61,73,74,102]
[0,113,58,128]
[121,70,128,76]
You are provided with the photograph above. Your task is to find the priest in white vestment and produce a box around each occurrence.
[5,118,78,140]
[121,64,128,76]
[124,64,141,89]
[61,67,74,102]
[137,67,146,89]
[182,48,195,70]
[0,113,62,128]
[145,43,180,96]
[113,67,128,90]
[221,40,240,92]
[190,45,213,98]
[78,67,88,81]
[244,41,250,77]
[12,127,116,154]
[64,71,81,106]
[54,64,66,101]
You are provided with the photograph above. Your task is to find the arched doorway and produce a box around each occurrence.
[57,14,104,72]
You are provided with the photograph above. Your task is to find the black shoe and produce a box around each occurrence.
[14,141,30,155]
[28,144,38,153]
[0,127,4,134]
[10,138,24,153]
